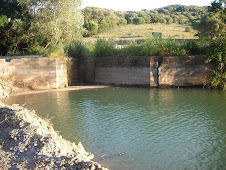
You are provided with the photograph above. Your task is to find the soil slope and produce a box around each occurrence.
[0,102,107,169]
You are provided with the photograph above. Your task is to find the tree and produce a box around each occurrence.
[98,17,113,32]
[0,0,30,20]
[0,0,84,55]
[30,0,84,48]
[195,0,225,39]
[133,17,145,25]
[117,18,127,26]
[83,21,98,37]
[195,0,225,88]
[166,17,173,24]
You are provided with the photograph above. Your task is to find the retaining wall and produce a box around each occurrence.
[159,56,211,86]
[93,55,211,87]
[0,57,68,89]
[95,56,153,86]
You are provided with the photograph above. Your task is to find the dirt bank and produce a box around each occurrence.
[0,77,109,98]
[0,102,107,169]
[0,78,31,98]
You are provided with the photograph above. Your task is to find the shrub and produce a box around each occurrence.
[133,17,145,25]
[117,18,127,26]
[64,38,209,60]
[185,26,192,32]
[120,41,142,56]
[64,41,88,58]
[98,17,114,32]
[83,21,99,37]
[94,38,116,57]
[181,40,204,55]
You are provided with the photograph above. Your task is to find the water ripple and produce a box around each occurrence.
[2,88,226,169]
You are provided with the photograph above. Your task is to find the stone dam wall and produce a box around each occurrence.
[72,55,212,87]
[0,57,68,90]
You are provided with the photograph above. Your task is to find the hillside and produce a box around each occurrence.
[83,23,198,43]
[82,4,207,37]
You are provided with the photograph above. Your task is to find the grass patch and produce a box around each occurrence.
[83,23,198,43]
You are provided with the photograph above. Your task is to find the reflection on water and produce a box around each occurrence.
[2,88,226,169]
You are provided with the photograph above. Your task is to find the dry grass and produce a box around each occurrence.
[83,23,198,43]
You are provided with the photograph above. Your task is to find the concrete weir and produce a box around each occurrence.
[0,55,212,89]
[90,56,212,87]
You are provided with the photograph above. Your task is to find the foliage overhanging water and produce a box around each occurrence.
[3,87,226,169]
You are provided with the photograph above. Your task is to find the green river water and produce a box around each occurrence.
[2,87,226,170]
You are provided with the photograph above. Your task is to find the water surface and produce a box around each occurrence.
[2,88,226,169]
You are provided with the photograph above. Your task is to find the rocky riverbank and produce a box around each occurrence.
[0,102,107,169]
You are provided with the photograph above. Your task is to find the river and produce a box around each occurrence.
[2,87,226,169]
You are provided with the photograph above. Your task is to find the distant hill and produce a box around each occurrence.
[82,4,207,37]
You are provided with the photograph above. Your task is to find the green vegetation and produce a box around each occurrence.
[67,38,206,59]
[0,0,83,56]
[185,27,192,32]
[82,5,207,36]
[194,0,225,89]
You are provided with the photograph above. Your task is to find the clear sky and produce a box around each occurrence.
[81,0,214,11]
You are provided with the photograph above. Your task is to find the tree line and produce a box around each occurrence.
[0,2,209,55]
[82,4,207,36]
[0,0,84,56]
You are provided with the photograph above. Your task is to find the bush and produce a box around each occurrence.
[133,17,145,25]
[120,41,142,56]
[181,40,205,55]
[98,17,114,32]
[94,38,116,57]
[185,26,192,32]
[117,18,127,26]
[64,41,88,58]
[83,21,99,37]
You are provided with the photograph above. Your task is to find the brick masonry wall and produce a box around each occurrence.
[0,57,68,89]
